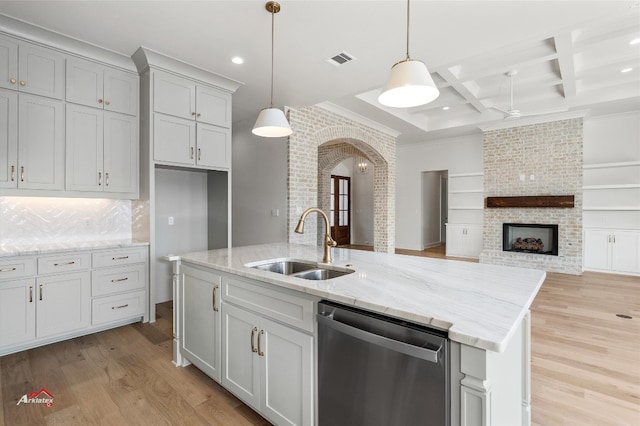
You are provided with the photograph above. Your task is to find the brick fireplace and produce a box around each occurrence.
[479,117,584,274]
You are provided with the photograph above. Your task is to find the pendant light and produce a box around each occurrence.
[378,0,439,108]
[252,1,293,137]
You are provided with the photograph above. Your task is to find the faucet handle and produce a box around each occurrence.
[326,235,338,247]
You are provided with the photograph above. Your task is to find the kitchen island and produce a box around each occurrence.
[169,243,546,426]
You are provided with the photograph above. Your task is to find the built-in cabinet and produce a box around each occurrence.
[0,28,139,199]
[173,260,314,426]
[152,70,231,169]
[583,229,640,275]
[446,223,483,258]
[0,245,149,356]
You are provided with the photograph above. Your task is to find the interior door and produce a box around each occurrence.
[330,175,351,246]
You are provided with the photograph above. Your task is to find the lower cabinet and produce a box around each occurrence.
[36,271,91,338]
[222,302,313,426]
[180,264,222,381]
[446,223,483,258]
[0,277,36,347]
[584,228,639,275]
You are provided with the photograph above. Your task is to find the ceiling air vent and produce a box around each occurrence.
[326,51,356,67]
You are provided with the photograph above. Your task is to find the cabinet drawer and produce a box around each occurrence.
[92,290,145,325]
[0,257,36,280]
[38,253,91,275]
[223,277,315,333]
[92,264,146,297]
[92,247,147,268]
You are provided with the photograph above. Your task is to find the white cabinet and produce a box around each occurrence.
[18,93,65,190]
[66,57,138,116]
[36,271,91,338]
[0,256,37,347]
[66,103,138,195]
[584,229,640,275]
[180,264,222,382]
[446,224,483,258]
[0,34,65,99]
[0,88,18,188]
[152,70,231,170]
[222,303,313,426]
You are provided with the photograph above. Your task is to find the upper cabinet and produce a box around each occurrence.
[0,34,65,100]
[66,57,138,116]
[0,88,18,189]
[153,70,231,128]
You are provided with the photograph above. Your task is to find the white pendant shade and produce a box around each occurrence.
[378,59,440,108]
[252,107,292,137]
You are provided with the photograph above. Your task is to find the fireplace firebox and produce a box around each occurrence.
[503,223,558,256]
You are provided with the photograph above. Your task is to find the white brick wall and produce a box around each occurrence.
[479,118,583,274]
[287,105,396,253]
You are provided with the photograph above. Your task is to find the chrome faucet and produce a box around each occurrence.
[294,207,337,263]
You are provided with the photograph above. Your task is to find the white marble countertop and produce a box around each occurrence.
[0,239,149,257]
[174,243,546,353]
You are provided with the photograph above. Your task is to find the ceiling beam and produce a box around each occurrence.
[428,66,489,114]
[554,33,577,99]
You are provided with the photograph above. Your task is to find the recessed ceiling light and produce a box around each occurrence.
[231,56,244,65]
[630,38,640,45]
[621,67,633,73]
[442,106,450,110]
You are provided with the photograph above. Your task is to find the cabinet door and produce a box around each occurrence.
[196,85,231,128]
[66,104,103,191]
[104,111,138,194]
[153,113,195,165]
[611,232,639,274]
[445,225,465,257]
[181,265,222,381]
[196,123,230,169]
[153,70,195,120]
[0,35,18,91]
[261,317,314,426]
[36,272,91,339]
[104,68,138,116]
[0,279,36,347]
[464,226,484,258]
[66,57,104,109]
[583,229,611,271]
[18,43,65,100]
[18,94,65,190]
[0,88,18,188]
[222,303,261,410]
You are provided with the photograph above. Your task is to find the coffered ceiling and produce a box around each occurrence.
[1,1,638,144]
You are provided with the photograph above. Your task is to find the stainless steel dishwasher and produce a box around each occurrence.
[318,300,449,426]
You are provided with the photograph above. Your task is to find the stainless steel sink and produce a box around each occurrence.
[247,259,354,280]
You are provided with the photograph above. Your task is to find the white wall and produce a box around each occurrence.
[396,133,483,250]
[232,118,288,247]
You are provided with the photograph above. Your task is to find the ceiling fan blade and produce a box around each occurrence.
[520,107,569,117]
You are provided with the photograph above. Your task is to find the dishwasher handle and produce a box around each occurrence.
[317,313,442,363]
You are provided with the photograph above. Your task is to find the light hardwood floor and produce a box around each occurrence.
[1,245,638,425]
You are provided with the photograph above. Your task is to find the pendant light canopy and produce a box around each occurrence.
[378,0,439,108]
[252,1,292,138]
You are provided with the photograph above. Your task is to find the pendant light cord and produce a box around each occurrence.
[406,0,410,60]
[270,7,275,107]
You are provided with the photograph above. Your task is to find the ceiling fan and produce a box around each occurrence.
[491,70,566,120]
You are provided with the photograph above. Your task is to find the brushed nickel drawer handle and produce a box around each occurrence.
[257,330,265,357]
[20,166,24,182]
[251,327,258,353]
[196,113,201,117]
[39,284,43,301]
[190,146,194,159]
[10,165,15,181]
[105,100,110,106]
[98,98,103,104]
[112,256,129,260]
[98,171,102,186]
[53,261,75,267]
[111,277,129,283]
[0,267,17,273]
[29,286,33,303]
[10,78,16,84]
[105,172,110,187]
[212,285,219,312]
[20,80,26,86]
[198,148,201,161]
[112,304,129,310]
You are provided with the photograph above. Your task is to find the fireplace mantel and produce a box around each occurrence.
[486,195,575,208]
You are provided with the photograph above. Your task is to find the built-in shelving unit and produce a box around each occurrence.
[447,172,484,258]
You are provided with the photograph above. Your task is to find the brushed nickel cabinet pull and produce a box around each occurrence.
[53,261,75,267]
[212,285,219,312]
[39,284,43,301]
[257,330,265,356]
[105,172,110,187]
[190,146,194,159]
[20,80,26,86]
[112,256,129,260]
[112,304,129,310]
[0,267,17,273]
[29,286,33,303]
[98,99,103,104]
[191,112,196,116]
[251,327,258,353]
[198,148,202,161]
[10,165,15,181]
[111,277,129,283]
[20,166,24,182]
[105,100,110,106]
[10,78,16,84]
[196,113,201,117]
[98,171,102,186]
